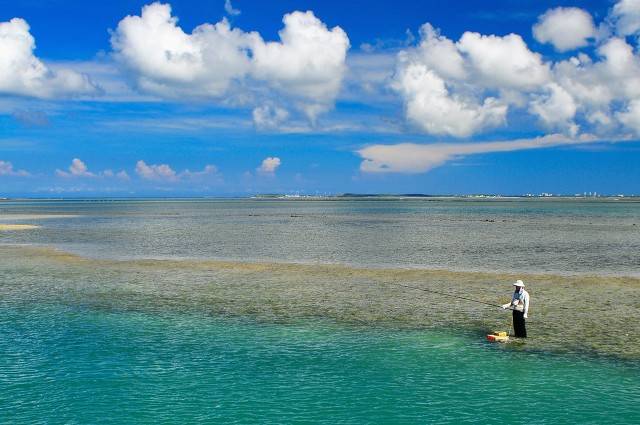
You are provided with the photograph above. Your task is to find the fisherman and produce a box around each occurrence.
[502,280,529,338]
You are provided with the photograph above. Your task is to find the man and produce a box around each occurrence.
[502,280,530,338]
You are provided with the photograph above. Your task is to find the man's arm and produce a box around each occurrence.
[523,292,530,318]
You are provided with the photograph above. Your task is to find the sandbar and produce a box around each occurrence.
[0,224,40,231]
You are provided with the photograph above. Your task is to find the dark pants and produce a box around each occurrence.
[513,310,527,338]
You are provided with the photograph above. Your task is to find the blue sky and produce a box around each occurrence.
[0,0,639,196]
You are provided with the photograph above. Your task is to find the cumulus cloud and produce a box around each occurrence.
[0,18,99,98]
[135,160,220,181]
[529,83,578,134]
[257,157,281,174]
[111,2,256,98]
[392,24,546,137]
[398,23,550,90]
[549,37,640,134]
[56,158,96,178]
[610,0,640,36]
[391,2,640,139]
[357,134,605,174]
[392,60,506,137]
[533,7,596,52]
[111,3,349,122]
[251,11,350,120]
[457,32,550,90]
[0,160,29,176]
[135,160,178,181]
[56,158,129,179]
[617,99,640,134]
[414,24,466,80]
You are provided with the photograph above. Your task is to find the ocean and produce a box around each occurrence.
[0,198,639,423]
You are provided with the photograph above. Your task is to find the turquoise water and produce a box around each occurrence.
[2,305,638,424]
[1,199,639,423]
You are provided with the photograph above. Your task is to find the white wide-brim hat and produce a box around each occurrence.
[513,280,525,287]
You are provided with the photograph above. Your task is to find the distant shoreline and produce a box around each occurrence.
[1,195,638,201]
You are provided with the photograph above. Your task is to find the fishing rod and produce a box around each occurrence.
[395,283,515,310]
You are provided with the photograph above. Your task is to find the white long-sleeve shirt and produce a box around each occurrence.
[510,288,530,317]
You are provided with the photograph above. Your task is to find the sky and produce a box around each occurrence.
[0,0,639,196]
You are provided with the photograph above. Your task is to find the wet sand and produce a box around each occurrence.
[1,245,639,360]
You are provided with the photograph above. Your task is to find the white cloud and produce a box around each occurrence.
[257,157,281,174]
[610,0,640,36]
[552,55,614,110]
[252,104,290,129]
[533,7,596,52]
[56,158,129,179]
[529,83,578,133]
[596,38,640,99]
[549,38,640,131]
[392,61,506,137]
[389,8,640,140]
[111,2,256,98]
[391,23,553,137]
[135,160,220,181]
[617,99,640,134]
[0,18,99,98]
[224,0,241,16]
[251,11,350,121]
[0,160,29,176]
[457,32,550,91]
[415,24,466,80]
[135,160,178,181]
[111,3,349,122]
[357,134,605,174]
[56,158,96,178]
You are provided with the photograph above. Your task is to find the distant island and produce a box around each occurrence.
[252,193,638,199]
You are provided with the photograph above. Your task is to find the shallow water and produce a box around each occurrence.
[2,307,638,424]
[1,198,639,276]
[1,199,639,423]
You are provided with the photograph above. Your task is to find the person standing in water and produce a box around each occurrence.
[502,280,530,338]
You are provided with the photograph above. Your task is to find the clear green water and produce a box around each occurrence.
[2,306,638,424]
[1,199,639,423]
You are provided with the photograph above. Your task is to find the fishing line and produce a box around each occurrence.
[392,282,535,326]
[394,283,507,309]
